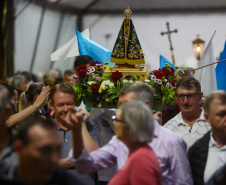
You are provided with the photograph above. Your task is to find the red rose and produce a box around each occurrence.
[77,64,87,72]
[153,70,164,79]
[91,83,100,92]
[162,67,175,78]
[170,80,177,87]
[110,71,123,82]
[91,61,101,66]
[77,69,87,78]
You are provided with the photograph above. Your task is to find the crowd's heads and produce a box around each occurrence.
[175,77,201,94]
[119,81,155,109]
[0,83,19,113]
[204,91,226,113]
[19,83,44,111]
[115,101,154,144]
[8,75,26,92]
[74,55,94,72]
[14,117,61,185]
[20,71,33,86]
[0,85,13,124]
[63,69,75,85]
[43,70,57,87]
[204,91,226,135]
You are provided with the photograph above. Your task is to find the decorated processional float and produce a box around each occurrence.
[73,8,179,112]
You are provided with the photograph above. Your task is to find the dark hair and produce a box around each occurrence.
[20,71,32,81]
[19,83,43,111]
[176,77,201,94]
[16,117,56,146]
[119,81,155,109]
[74,55,94,69]
[63,69,74,80]
[0,82,16,97]
[50,83,76,104]
[204,91,226,113]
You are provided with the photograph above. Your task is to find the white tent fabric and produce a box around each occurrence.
[50,28,90,61]
[194,32,217,96]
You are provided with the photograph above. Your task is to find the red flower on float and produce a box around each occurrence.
[161,67,175,77]
[153,70,164,79]
[77,64,87,72]
[77,69,88,78]
[91,83,100,92]
[91,61,101,66]
[110,71,123,82]
[170,80,177,87]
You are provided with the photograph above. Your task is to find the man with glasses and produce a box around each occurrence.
[164,77,211,149]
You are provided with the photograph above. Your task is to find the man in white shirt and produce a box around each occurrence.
[188,90,226,185]
[164,77,211,148]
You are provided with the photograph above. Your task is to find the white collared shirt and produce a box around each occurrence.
[164,108,211,149]
[204,132,226,183]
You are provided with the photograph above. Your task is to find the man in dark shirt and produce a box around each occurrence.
[49,83,101,185]
[1,117,79,185]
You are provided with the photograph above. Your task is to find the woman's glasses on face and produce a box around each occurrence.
[112,115,124,124]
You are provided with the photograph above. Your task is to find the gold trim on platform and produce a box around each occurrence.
[112,67,140,71]
[111,57,145,65]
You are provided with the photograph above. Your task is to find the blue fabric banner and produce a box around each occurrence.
[159,55,176,70]
[216,41,226,90]
[77,29,114,66]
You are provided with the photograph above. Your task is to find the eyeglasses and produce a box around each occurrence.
[112,115,124,124]
[176,93,198,101]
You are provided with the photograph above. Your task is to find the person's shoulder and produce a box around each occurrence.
[156,125,187,150]
[159,124,184,141]
[163,112,181,128]
[188,131,211,151]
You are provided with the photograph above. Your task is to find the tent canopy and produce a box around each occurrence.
[44,0,226,15]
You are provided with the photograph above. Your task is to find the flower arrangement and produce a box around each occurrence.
[147,64,179,108]
[73,62,179,108]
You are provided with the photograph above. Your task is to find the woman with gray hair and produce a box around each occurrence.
[108,101,162,185]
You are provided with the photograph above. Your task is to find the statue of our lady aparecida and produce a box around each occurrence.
[111,8,145,68]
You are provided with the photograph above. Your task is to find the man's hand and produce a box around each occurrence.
[64,108,84,131]
[33,86,51,109]
[77,109,90,122]
[58,158,75,169]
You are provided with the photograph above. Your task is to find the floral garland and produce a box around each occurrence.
[73,62,179,108]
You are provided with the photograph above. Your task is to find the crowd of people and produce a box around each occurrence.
[0,55,226,185]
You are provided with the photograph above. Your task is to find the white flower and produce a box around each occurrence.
[151,75,156,80]
[129,80,134,83]
[144,79,150,83]
[88,66,95,73]
[122,79,128,84]
[109,83,114,88]
[105,80,111,84]
[96,64,101,66]
[164,79,167,82]
[102,80,111,85]
[157,79,162,84]
[101,84,106,89]
[87,81,94,85]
